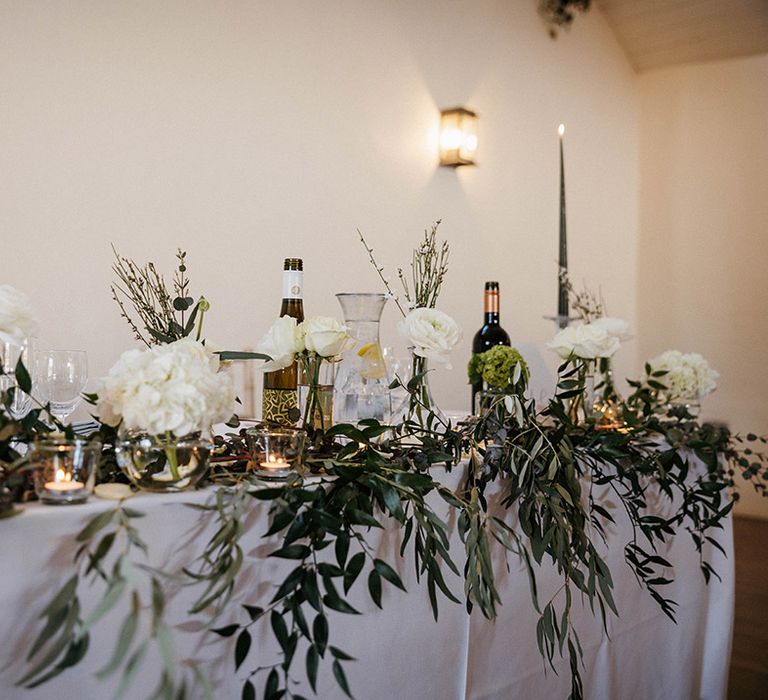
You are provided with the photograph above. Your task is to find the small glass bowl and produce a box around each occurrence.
[115,433,212,492]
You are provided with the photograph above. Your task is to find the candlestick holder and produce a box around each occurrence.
[246,426,306,482]
[543,314,575,330]
[31,437,101,505]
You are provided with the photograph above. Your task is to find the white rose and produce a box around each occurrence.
[591,317,631,341]
[399,308,462,365]
[97,338,235,436]
[0,285,39,345]
[256,315,304,371]
[301,316,355,358]
[547,322,620,360]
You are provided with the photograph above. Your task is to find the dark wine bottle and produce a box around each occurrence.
[262,258,305,424]
[471,281,511,413]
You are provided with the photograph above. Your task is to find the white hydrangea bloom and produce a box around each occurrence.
[650,350,719,401]
[0,285,39,345]
[97,338,235,436]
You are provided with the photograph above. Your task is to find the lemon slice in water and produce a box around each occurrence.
[357,342,386,380]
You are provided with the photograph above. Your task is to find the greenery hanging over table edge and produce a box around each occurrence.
[2,230,766,700]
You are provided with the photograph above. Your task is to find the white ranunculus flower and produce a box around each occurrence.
[97,338,235,436]
[649,350,719,401]
[256,315,304,371]
[0,285,39,345]
[399,308,462,365]
[547,322,621,360]
[591,316,632,341]
[301,316,355,358]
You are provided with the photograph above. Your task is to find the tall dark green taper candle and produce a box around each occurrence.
[557,123,568,319]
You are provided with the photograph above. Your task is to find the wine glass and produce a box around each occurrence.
[36,350,88,424]
[1,337,36,419]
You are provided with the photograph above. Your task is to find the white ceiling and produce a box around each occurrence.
[598,0,768,72]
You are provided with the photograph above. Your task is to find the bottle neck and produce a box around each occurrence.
[484,289,500,325]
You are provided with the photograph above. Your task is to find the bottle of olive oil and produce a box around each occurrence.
[262,258,304,424]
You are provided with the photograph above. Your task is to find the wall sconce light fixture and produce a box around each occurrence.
[439,107,478,167]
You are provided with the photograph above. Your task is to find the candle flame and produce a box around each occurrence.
[55,468,71,483]
[558,124,565,137]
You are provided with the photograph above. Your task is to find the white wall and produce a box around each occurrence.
[638,53,768,518]
[0,1,639,414]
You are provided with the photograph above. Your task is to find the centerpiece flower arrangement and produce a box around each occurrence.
[0,285,49,514]
[0,285,39,346]
[547,315,631,424]
[257,315,354,431]
[99,338,236,490]
[359,221,462,429]
[649,350,719,403]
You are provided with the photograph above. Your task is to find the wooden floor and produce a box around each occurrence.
[728,516,768,699]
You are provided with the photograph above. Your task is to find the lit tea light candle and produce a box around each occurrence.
[44,468,84,492]
[260,454,288,470]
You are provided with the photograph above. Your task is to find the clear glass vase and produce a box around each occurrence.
[396,351,447,431]
[565,365,596,426]
[298,356,336,431]
[334,293,392,424]
[115,432,212,492]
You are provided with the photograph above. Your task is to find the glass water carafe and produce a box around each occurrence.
[335,293,391,424]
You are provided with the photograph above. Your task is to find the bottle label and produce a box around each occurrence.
[262,389,297,425]
[484,290,499,314]
[283,270,303,299]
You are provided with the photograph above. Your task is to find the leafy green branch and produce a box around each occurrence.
[111,247,209,347]
[18,504,204,699]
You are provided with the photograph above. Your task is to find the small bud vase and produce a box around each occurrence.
[395,351,447,432]
[297,356,336,432]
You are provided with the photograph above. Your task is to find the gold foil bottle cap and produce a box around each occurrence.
[284,258,303,271]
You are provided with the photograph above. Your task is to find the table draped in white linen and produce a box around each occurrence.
[0,457,733,700]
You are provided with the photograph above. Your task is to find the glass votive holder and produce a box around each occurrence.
[31,437,102,505]
[246,426,306,481]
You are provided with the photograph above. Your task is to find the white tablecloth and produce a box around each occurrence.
[0,460,733,700]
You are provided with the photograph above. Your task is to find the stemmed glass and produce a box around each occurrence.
[35,350,88,424]
[1,338,36,419]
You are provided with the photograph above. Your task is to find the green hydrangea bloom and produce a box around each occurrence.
[469,345,529,391]
[467,353,485,385]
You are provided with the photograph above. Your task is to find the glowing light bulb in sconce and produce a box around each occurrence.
[439,107,478,167]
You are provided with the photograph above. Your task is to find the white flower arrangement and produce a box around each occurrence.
[301,316,355,358]
[649,350,719,401]
[0,285,39,346]
[97,338,235,436]
[399,307,462,366]
[256,315,355,371]
[547,317,630,360]
[256,316,305,372]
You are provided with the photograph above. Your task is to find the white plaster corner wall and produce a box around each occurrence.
[638,53,768,518]
[0,1,638,413]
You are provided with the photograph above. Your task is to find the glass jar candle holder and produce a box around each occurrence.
[31,437,101,505]
[246,426,306,482]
